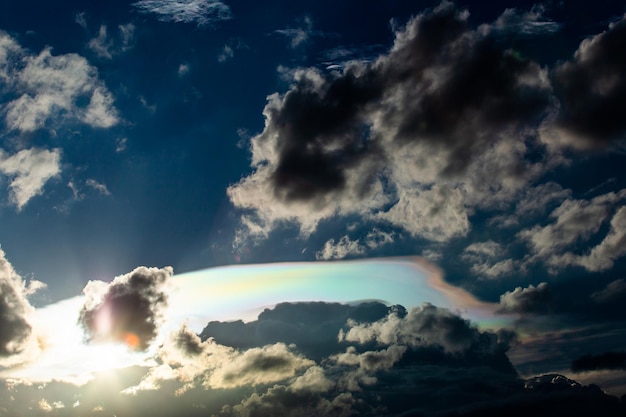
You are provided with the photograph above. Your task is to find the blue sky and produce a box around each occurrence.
[1,0,626,415]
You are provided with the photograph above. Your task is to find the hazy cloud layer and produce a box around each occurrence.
[78,266,173,350]
[132,0,232,26]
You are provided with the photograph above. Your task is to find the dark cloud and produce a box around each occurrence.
[571,351,626,372]
[591,279,626,304]
[78,266,172,351]
[550,15,626,147]
[228,1,555,242]
[0,249,35,360]
[497,282,551,314]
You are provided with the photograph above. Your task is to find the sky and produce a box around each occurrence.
[1,0,626,415]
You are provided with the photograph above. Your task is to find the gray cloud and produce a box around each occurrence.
[571,351,626,372]
[132,0,232,27]
[591,279,626,304]
[0,248,39,364]
[497,282,551,315]
[78,266,172,351]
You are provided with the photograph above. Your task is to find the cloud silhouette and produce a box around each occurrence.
[78,266,172,350]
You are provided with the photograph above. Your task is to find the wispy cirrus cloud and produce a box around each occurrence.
[132,0,232,27]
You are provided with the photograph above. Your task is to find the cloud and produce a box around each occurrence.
[274,16,315,49]
[0,248,40,365]
[518,190,626,272]
[591,279,626,304]
[490,5,561,38]
[78,266,173,350]
[0,31,119,132]
[132,0,232,27]
[571,351,626,372]
[85,179,111,196]
[228,2,554,244]
[497,282,551,314]
[88,24,136,59]
[341,303,513,356]
[125,324,315,394]
[545,14,626,148]
[315,229,394,260]
[0,148,61,210]
[462,240,517,278]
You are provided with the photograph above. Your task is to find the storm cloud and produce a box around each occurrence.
[78,266,172,351]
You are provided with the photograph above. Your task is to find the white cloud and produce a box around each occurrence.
[178,63,190,76]
[462,241,517,279]
[132,0,232,26]
[88,25,114,59]
[316,229,394,260]
[1,34,119,132]
[0,148,61,210]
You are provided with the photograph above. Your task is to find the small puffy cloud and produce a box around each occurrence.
[0,31,119,132]
[0,148,61,210]
[78,266,173,351]
[0,248,40,365]
[462,241,516,278]
[545,15,626,148]
[591,279,626,304]
[177,63,190,76]
[497,282,551,314]
[332,345,406,372]
[132,0,232,27]
[316,229,394,260]
[85,179,111,196]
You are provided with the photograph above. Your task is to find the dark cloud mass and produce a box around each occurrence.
[78,266,172,350]
[551,15,626,147]
[571,351,626,372]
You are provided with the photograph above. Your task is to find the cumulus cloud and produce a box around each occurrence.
[0,30,119,132]
[341,303,512,356]
[0,248,40,365]
[132,0,232,27]
[518,190,626,272]
[228,2,554,244]
[545,14,626,148]
[497,282,551,314]
[0,148,61,210]
[78,266,173,350]
[125,324,315,395]
[316,229,394,260]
